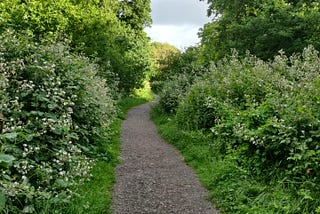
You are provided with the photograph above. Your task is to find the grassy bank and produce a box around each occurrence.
[151,106,316,214]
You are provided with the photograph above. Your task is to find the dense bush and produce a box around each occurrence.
[153,46,208,113]
[0,0,153,93]
[158,73,193,114]
[157,46,320,212]
[150,46,205,93]
[176,81,232,131]
[0,30,116,213]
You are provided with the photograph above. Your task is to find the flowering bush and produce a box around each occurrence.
[158,73,193,114]
[0,30,116,212]
[159,47,320,211]
[157,63,208,114]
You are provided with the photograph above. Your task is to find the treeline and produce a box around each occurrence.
[200,0,320,61]
[151,0,320,213]
[0,0,151,212]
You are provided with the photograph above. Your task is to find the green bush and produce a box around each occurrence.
[158,73,193,114]
[0,0,152,94]
[157,61,208,114]
[176,81,232,131]
[0,30,116,213]
[159,47,320,212]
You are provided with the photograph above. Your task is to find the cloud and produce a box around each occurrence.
[145,0,211,49]
[151,0,210,25]
[145,24,202,49]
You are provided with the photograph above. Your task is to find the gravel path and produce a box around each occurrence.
[111,101,220,214]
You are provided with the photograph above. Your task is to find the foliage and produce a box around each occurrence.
[150,45,209,113]
[157,73,194,114]
[0,30,116,213]
[200,0,320,61]
[149,42,181,93]
[176,81,232,131]
[0,0,153,93]
[155,46,320,212]
[117,0,152,31]
[152,106,316,213]
[0,0,153,212]
[156,61,208,114]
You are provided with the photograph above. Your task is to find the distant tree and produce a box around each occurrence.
[151,42,180,75]
[149,42,180,92]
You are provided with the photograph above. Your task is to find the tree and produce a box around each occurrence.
[0,0,153,92]
[117,0,152,31]
[151,42,180,75]
[199,0,320,61]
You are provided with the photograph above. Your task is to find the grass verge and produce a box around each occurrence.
[150,105,312,214]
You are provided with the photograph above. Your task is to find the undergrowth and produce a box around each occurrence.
[151,47,320,213]
[151,105,319,214]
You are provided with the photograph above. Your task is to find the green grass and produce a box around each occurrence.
[118,81,154,119]
[56,83,153,214]
[150,106,314,214]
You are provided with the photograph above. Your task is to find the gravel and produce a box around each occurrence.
[111,101,220,214]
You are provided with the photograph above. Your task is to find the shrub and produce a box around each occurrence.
[158,73,193,114]
[163,47,320,211]
[176,81,232,131]
[0,30,116,212]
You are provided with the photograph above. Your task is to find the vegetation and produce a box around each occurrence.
[152,47,320,213]
[151,0,320,211]
[0,0,152,93]
[2,0,320,212]
[199,0,320,61]
[149,42,180,93]
[0,0,153,212]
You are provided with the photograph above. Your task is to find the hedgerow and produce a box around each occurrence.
[156,46,320,212]
[155,47,208,114]
[0,30,116,213]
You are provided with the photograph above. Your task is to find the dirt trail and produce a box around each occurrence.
[111,101,219,214]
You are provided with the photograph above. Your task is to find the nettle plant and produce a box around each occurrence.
[0,30,116,212]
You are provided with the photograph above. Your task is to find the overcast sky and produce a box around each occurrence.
[145,0,211,49]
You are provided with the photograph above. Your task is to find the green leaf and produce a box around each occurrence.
[67,132,79,140]
[3,132,18,140]
[18,133,34,141]
[55,179,69,188]
[0,154,15,168]
[48,103,59,109]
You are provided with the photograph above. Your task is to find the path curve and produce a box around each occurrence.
[111,101,219,214]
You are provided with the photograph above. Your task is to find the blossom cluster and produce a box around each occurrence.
[0,30,116,212]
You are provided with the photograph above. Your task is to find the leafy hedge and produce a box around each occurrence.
[0,0,152,93]
[152,47,209,114]
[157,46,320,212]
[0,30,116,213]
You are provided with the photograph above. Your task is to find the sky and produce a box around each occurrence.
[145,0,211,50]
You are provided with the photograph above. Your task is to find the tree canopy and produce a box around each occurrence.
[0,0,153,92]
[199,0,320,61]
